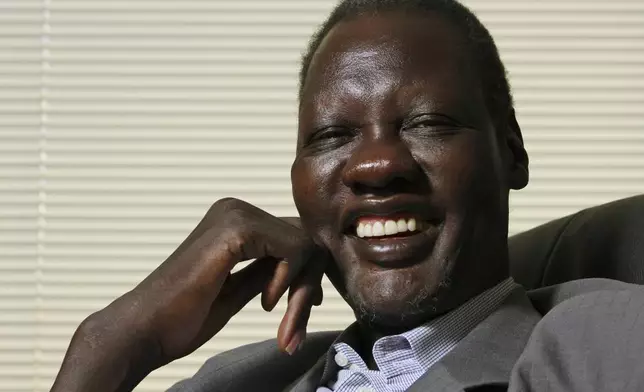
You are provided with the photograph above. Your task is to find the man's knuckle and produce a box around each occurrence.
[224,229,247,255]
[78,312,105,336]
[76,311,119,348]
[211,197,243,213]
[213,198,254,225]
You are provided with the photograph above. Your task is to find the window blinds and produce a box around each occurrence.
[1,1,41,391]
[0,1,642,391]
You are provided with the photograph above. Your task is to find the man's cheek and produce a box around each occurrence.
[291,162,319,211]
[441,139,492,199]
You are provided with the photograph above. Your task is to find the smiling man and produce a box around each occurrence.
[292,0,525,335]
[50,1,644,392]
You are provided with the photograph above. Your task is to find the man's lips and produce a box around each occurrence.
[339,196,443,268]
[346,221,440,269]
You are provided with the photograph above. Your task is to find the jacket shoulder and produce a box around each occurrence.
[527,277,642,314]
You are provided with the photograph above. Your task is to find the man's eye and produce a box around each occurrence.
[403,117,461,136]
[302,126,356,154]
[309,127,355,144]
[408,119,453,129]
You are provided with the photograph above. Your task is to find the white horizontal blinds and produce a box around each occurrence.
[0,0,639,391]
[0,1,41,391]
[468,0,644,234]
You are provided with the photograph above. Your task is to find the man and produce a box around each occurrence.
[50,1,644,391]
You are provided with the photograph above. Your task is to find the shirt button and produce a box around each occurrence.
[334,352,349,367]
[357,387,374,392]
[349,363,361,371]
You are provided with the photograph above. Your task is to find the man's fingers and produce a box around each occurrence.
[176,257,279,355]
[259,217,308,311]
[173,201,329,355]
[218,257,280,317]
[275,260,325,354]
[261,241,330,312]
[261,261,289,311]
[214,200,314,278]
[277,283,313,354]
[281,282,323,354]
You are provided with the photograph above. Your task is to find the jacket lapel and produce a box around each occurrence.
[407,287,542,392]
[286,323,362,392]
[285,354,328,392]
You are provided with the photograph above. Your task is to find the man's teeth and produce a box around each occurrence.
[356,218,419,238]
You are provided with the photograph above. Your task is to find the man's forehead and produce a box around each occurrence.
[302,12,474,102]
[319,43,404,100]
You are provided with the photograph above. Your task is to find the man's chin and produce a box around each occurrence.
[347,283,449,331]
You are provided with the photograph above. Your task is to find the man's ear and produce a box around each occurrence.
[504,108,529,190]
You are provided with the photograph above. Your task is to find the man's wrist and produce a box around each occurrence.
[51,309,160,392]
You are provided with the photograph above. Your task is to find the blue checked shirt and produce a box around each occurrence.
[316,278,518,392]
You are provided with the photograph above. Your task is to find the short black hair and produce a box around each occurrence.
[299,0,513,126]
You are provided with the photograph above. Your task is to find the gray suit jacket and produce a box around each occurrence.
[167,278,644,392]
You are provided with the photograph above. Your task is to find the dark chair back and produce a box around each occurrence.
[509,195,644,289]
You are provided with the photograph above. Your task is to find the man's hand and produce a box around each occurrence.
[50,198,327,392]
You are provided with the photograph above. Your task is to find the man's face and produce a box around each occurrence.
[292,12,522,329]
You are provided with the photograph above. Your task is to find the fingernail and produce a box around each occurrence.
[285,330,305,356]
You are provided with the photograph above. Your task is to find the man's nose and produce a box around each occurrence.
[341,133,422,195]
